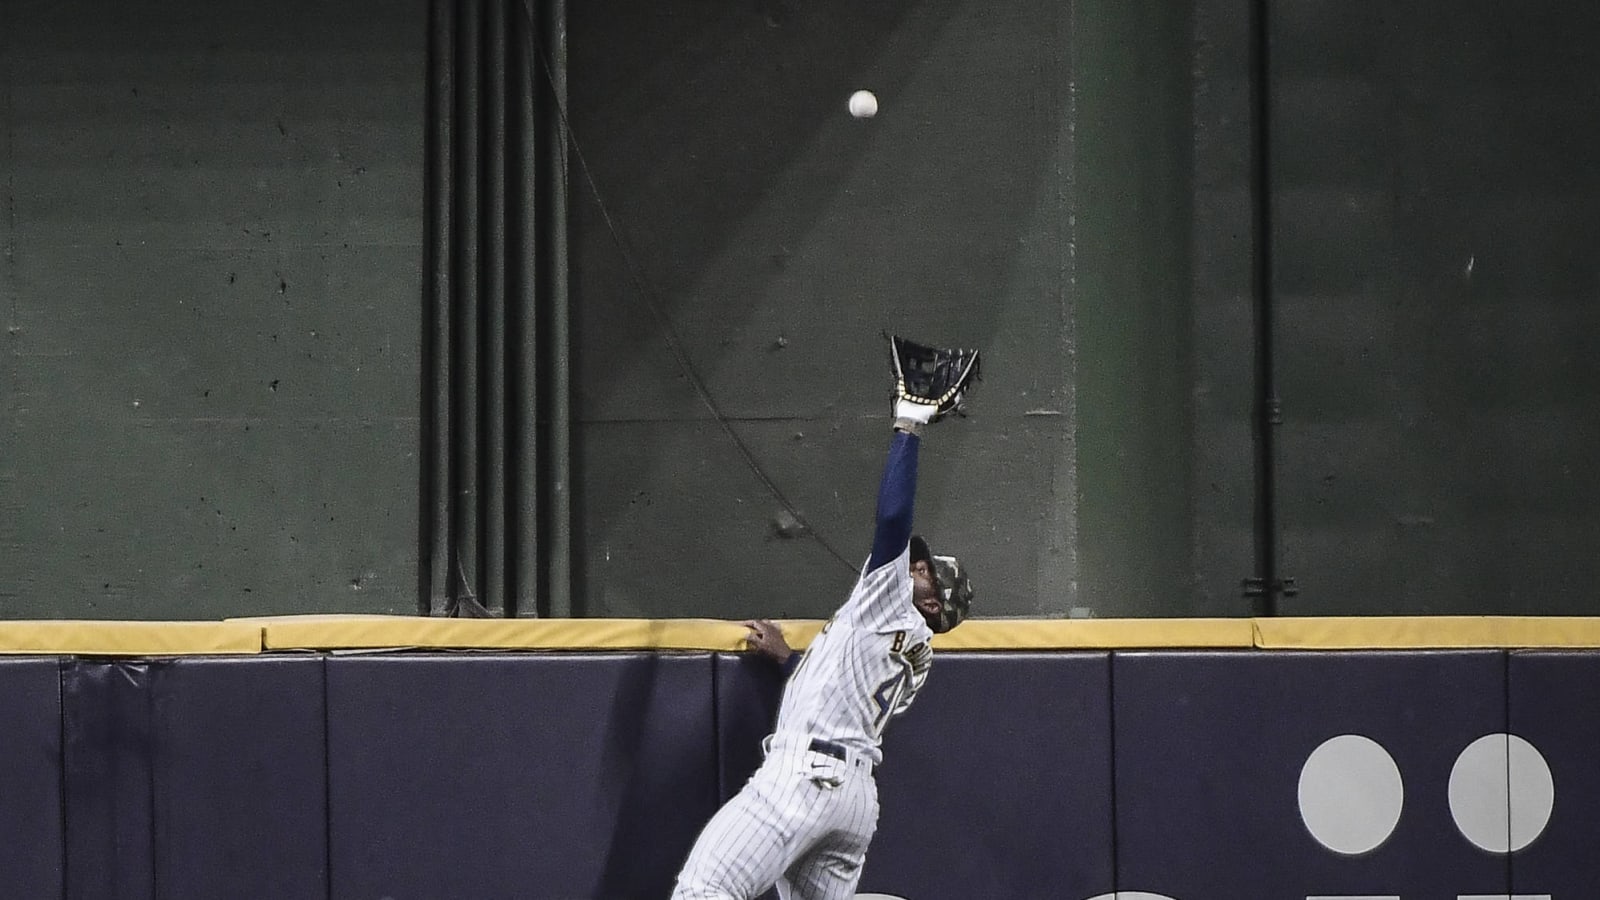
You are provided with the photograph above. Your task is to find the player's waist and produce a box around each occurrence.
[763,734,879,771]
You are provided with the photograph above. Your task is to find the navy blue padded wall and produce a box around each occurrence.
[712,651,788,800]
[0,658,66,899]
[1113,650,1508,900]
[325,653,717,900]
[709,652,789,900]
[62,660,154,900]
[865,652,1115,900]
[149,657,327,899]
[1507,651,1600,895]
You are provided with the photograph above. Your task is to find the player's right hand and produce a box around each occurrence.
[742,619,795,666]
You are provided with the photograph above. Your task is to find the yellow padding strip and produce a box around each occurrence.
[0,621,262,656]
[252,616,782,652]
[931,618,1255,650]
[1255,616,1600,649]
[245,615,1250,652]
[2,616,1599,655]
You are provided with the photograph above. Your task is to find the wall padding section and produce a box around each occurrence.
[866,652,1115,899]
[63,660,155,900]
[325,653,717,899]
[710,652,790,900]
[1507,651,1598,895]
[1113,650,1508,899]
[0,658,65,899]
[712,652,789,801]
[31,647,1600,898]
[149,657,327,899]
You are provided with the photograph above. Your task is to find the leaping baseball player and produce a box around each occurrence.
[670,336,980,900]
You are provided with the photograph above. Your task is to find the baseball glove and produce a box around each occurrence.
[888,334,981,422]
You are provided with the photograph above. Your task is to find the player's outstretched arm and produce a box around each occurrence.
[865,333,977,571]
[865,422,921,572]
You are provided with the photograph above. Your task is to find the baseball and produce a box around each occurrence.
[848,90,878,119]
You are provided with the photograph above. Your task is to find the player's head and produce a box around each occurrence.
[909,535,973,633]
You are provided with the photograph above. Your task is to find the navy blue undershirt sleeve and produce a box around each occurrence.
[866,429,920,571]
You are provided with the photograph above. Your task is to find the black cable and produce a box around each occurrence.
[512,0,859,575]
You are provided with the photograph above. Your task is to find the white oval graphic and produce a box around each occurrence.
[1297,733,1404,855]
[1448,732,1554,854]
[1083,893,1183,900]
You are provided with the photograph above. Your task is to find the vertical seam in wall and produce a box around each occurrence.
[57,660,69,900]
[147,663,160,900]
[1106,652,1120,894]
[710,654,725,803]
[322,656,334,900]
[1501,650,1513,893]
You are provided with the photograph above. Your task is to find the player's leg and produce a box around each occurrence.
[775,836,869,900]
[772,774,879,900]
[671,776,802,899]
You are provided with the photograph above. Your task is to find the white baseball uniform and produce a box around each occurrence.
[671,544,934,900]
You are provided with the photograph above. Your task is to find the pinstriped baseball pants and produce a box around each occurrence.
[671,743,880,900]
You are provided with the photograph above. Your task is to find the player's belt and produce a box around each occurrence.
[808,738,872,770]
[765,736,876,771]
[808,738,848,760]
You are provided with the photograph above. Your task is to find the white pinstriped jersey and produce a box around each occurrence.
[771,544,934,765]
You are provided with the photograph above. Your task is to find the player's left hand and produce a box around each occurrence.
[742,619,794,665]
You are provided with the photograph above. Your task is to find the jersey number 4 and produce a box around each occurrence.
[871,631,911,730]
[871,674,905,731]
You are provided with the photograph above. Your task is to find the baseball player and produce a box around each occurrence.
[670,382,975,900]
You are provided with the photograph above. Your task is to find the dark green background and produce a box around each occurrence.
[2,0,426,618]
[3,0,1597,619]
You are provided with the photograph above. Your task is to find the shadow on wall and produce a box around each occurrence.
[591,652,721,897]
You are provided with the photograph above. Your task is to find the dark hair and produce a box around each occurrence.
[908,535,934,569]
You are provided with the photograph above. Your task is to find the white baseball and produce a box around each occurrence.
[848,90,878,119]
